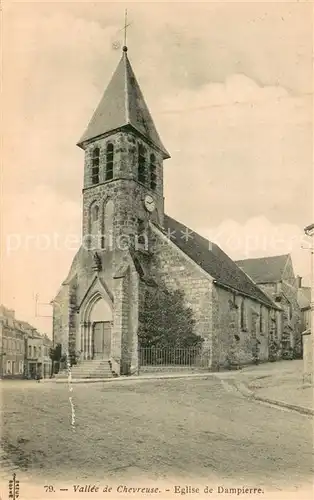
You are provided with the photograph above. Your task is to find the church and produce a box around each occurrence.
[53,45,282,377]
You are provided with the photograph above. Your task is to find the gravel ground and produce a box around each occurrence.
[1,377,313,493]
[237,360,313,409]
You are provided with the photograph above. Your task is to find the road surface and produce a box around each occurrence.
[0,377,313,495]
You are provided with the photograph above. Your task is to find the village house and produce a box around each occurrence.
[53,46,281,378]
[42,335,53,377]
[25,329,52,379]
[0,305,52,379]
[0,305,25,378]
[236,254,302,359]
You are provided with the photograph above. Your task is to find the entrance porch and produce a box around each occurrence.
[80,321,112,360]
[79,293,113,361]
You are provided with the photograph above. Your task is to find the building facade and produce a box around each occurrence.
[0,305,52,379]
[53,46,282,377]
[0,306,25,378]
[42,335,53,378]
[25,331,52,379]
[236,255,302,359]
[298,284,311,334]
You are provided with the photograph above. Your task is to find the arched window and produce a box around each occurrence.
[150,153,157,191]
[138,144,146,184]
[240,299,246,330]
[106,143,114,181]
[92,147,100,185]
[259,305,263,333]
[90,203,100,249]
[91,205,99,223]
[102,200,114,249]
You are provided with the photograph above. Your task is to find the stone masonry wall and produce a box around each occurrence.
[260,281,301,357]
[52,284,70,355]
[118,271,130,376]
[149,232,213,367]
[128,261,140,375]
[68,279,78,358]
[82,130,164,244]
[212,286,272,369]
[281,282,302,355]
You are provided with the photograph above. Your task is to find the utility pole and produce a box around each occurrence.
[303,223,314,384]
[34,293,53,319]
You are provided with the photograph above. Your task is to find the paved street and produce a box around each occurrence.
[0,377,313,494]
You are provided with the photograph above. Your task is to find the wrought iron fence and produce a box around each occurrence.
[139,346,210,371]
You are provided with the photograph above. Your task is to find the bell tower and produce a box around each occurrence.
[77,46,170,252]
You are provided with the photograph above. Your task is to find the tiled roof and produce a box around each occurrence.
[235,254,289,284]
[163,216,276,308]
[78,49,170,159]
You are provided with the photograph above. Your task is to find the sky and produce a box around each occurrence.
[1,1,313,334]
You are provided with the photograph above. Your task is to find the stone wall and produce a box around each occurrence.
[52,284,70,354]
[212,286,272,369]
[260,281,302,357]
[149,230,213,368]
[82,129,165,245]
[302,331,313,383]
[113,272,128,375]
[282,282,302,356]
[128,262,140,375]
[52,278,79,359]
[68,279,78,357]
[301,308,311,333]
[111,254,140,376]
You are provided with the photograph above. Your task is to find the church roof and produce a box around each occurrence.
[163,216,277,308]
[235,254,290,284]
[78,48,170,159]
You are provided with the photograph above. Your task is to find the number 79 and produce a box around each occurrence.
[44,485,55,493]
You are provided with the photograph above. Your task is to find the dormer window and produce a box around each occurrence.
[92,147,100,184]
[150,153,157,191]
[138,144,146,184]
[106,143,114,180]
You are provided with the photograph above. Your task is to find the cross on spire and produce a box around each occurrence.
[123,9,131,50]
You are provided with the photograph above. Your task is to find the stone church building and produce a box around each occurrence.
[53,46,281,376]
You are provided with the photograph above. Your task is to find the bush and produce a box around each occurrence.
[138,284,203,350]
[268,342,279,362]
[282,348,294,360]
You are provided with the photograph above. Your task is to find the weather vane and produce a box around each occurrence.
[112,9,132,51]
[123,9,131,49]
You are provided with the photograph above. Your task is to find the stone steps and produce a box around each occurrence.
[55,360,114,379]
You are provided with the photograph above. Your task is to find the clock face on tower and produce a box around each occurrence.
[144,195,155,213]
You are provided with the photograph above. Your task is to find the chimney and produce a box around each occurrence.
[296,276,302,288]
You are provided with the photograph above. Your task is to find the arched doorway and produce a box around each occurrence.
[90,297,112,359]
[81,293,113,360]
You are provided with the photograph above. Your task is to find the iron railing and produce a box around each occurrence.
[139,346,210,370]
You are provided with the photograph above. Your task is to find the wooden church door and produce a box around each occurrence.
[92,322,111,359]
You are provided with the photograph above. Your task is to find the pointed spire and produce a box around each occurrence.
[77,48,170,159]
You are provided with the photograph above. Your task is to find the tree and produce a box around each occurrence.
[138,285,202,349]
[49,343,62,377]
